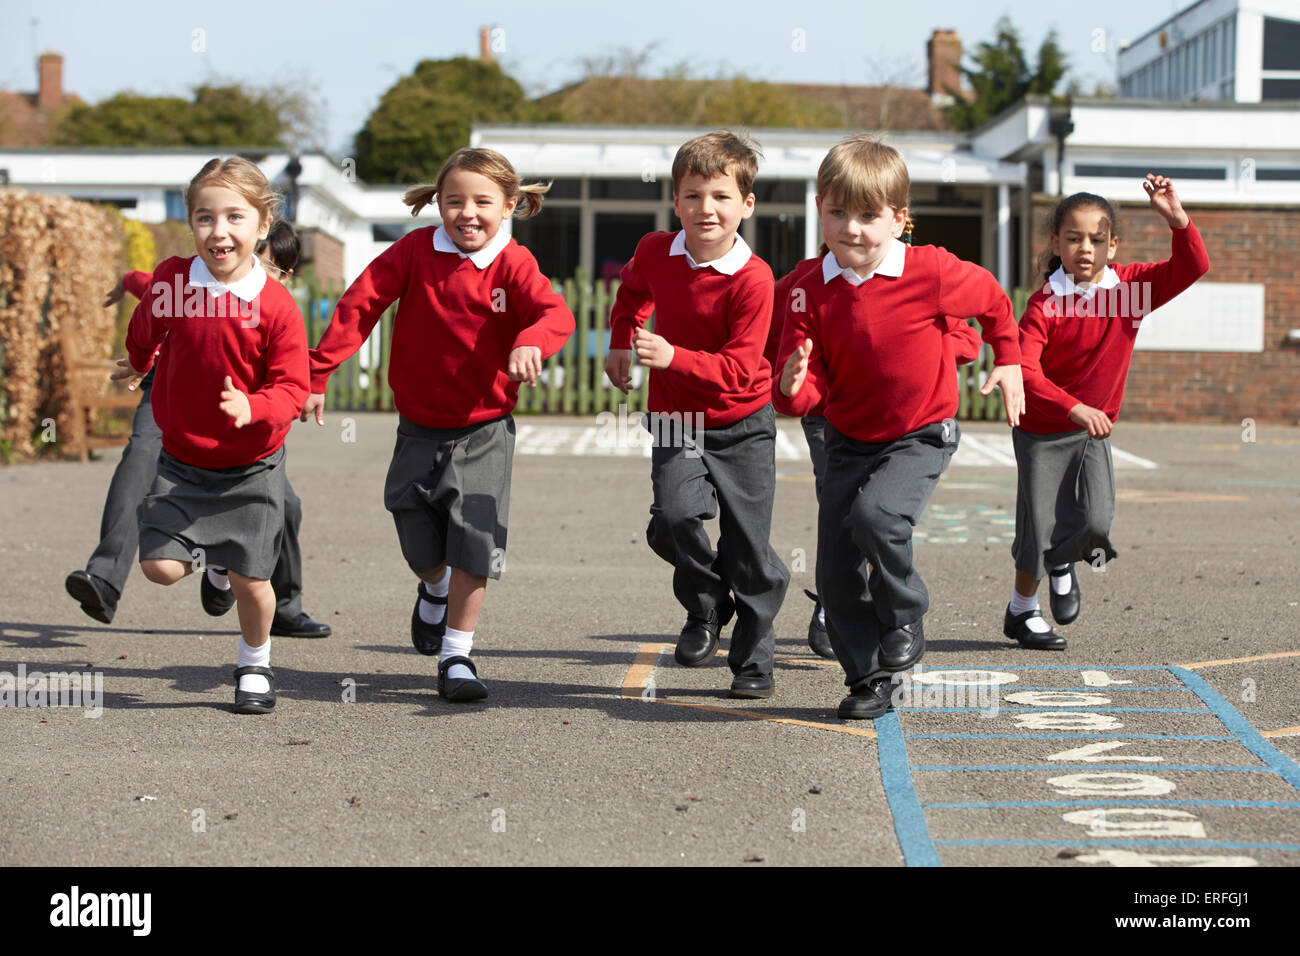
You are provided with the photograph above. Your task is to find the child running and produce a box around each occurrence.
[606,130,789,699]
[302,147,574,702]
[120,157,309,714]
[779,135,1024,720]
[1004,175,1210,648]
[765,243,984,659]
[67,221,330,639]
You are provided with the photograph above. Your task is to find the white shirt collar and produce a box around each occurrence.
[188,256,266,304]
[433,224,511,269]
[668,230,752,275]
[1045,265,1120,300]
[821,238,907,286]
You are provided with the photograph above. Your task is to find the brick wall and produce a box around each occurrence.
[1029,196,1300,424]
[298,228,344,288]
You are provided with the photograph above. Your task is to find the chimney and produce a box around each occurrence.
[479,26,496,65]
[37,52,64,110]
[927,30,963,104]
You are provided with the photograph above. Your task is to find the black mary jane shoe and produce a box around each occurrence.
[270,613,333,639]
[233,665,276,714]
[1003,606,1067,650]
[804,589,834,659]
[838,676,896,721]
[728,674,775,699]
[1048,565,1081,625]
[438,656,488,703]
[411,581,447,656]
[878,619,925,672]
[674,595,735,668]
[65,570,118,625]
[201,570,236,617]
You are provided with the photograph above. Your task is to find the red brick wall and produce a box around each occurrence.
[1029,197,1300,424]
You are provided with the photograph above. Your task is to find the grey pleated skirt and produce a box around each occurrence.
[138,446,287,580]
[1010,427,1119,579]
[383,415,515,580]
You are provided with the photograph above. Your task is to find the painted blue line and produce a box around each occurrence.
[969,665,1170,670]
[936,840,1300,852]
[924,800,1300,810]
[906,733,1234,741]
[912,765,1273,772]
[1170,666,1300,794]
[991,686,1191,692]
[896,707,1212,713]
[874,710,941,867]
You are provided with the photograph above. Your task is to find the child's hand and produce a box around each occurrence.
[1142,174,1189,229]
[109,358,145,391]
[103,277,126,308]
[780,340,812,397]
[633,327,675,370]
[1068,402,1113,439]
[507,346,543,386]
[300,393,326,426]
[219,376,252,428]
[604,349,634,393]
[982,364,1025,428]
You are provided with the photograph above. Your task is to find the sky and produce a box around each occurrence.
[1,0,1196,154]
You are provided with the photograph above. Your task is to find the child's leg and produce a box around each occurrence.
[140,558,193,586]
[229,571,274,695]
[645,437,726,618]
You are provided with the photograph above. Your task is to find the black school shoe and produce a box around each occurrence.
[1049,565,1081,625]
[270,613,332,638]
[65,570,118,624]
[438,656,488,702]
[878,620,925,672]
[804,589,834,659]
[728,674,775,699]
[838,676,896,721]
[411,581,447,656]
[233,665,275,714]
[200,570,235,617]
[674,595,735,668]
[1003,606,1067,650]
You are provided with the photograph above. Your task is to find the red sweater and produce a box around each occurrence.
[310,228,574,428]
[764,257,983,418]
[1019,221,1210,434]
[609,231,774,427]
[125,256,309,469]
[778,245,1020,442]
[123,270,151,300]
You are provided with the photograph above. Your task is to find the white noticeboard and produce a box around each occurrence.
[1134,282,1265,352]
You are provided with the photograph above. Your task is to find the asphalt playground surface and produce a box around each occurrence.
[2,413,1298,867]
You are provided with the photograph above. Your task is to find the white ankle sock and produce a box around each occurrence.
[419,568,450,625]
[207,567,231,591]
[237,636,271,694]
[441,627,476,681]
[1049,564,1073,595]
[1009,590,1051,634]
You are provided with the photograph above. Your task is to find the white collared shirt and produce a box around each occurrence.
[1045,265,1120,300]
[668,230,753,275]
[822,238,907,286]
[189,256,267,303]
[433,223,512,269]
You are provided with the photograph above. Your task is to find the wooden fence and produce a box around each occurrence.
[295,272,1033,422]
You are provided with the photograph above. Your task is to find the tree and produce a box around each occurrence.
[352,57,534,184]
[51,82,316,148]
[944,17,1069,131]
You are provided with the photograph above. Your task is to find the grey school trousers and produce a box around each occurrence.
[84,372,306,616]
[645,403,790,680]
[817,418,959,688]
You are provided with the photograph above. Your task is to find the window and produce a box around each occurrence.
[1262,78,1300,99]
[165,189,186,220]
[1208,26,1217,83]
[510,206,579,280]
[751,180,806,204]
[540,178,582,200]
[73,196,138,209]
[1190,39,1199,94]
[371,223,407,242]
[588,178,660,200]
[1074,163,1226,180]
[1263,16,1300,70]
[1256,168,1300,181]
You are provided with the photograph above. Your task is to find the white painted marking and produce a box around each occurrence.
[774,428,803,460]
[1075,849,1257,867]
[1047,773,1176,797]
[1047,741,1162,763]
[957,433,1019,467]
[1082,670,1134,687]
[1110,447,1159,470]
[1062,808,1206,839]
[1014,711,1123,731]
[1005,691,1112,707]
[911,669,1020,687]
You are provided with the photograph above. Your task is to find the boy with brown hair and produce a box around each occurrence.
[606,130,789,699]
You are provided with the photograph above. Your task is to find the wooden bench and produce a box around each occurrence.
[61,334,142,461]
